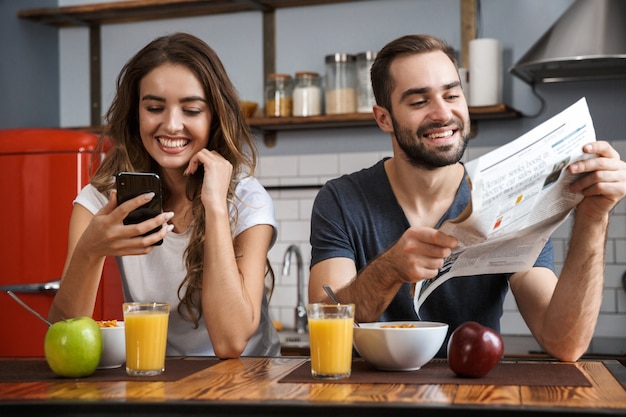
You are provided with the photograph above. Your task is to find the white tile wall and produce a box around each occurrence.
[261,142,626,353]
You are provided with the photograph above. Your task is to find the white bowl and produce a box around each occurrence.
[98,321,125,369]
[353,321,448,371]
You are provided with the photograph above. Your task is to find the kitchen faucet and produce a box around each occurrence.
[282,244,308,334]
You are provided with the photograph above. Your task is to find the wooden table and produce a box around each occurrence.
[1,357,625,416]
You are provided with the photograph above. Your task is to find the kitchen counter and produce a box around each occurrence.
[279,331,626,362]
[1,356,625,416]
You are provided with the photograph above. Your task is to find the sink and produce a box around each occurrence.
[278,329,309,348]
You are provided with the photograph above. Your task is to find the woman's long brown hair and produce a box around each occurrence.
[90,32,271,327]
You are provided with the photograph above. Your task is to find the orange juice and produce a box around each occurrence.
[123,302,169,376]
[306,303,355,379]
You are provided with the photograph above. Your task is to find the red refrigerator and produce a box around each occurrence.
[0,128,123,356]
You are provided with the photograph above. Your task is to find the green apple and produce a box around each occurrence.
[44,317,103,378]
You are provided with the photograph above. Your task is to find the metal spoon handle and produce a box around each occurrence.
[322,284,360,327]
[323,284,341,304]
[6,290,52,327]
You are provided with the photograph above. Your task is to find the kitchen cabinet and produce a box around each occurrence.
[18,0,518,146]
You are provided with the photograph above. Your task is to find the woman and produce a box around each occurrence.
[49,32,280,358]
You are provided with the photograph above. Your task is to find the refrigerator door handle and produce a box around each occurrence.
[0,279,60,293]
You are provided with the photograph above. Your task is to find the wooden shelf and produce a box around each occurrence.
[249,105,520,131]
[18,0,364,27]
[468,103,521,119]
[248,112,375,131]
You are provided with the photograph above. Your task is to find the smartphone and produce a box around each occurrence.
[115,172,163,245]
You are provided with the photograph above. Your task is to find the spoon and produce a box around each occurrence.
[322,284,360,327]
[6,290,52,327]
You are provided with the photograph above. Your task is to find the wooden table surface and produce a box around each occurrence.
[1,357,625,417]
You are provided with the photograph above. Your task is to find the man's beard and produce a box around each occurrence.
[391,115,470,170]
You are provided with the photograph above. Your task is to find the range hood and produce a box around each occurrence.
[510,0,626,84]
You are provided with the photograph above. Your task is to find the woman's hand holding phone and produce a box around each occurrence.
[115,172,171,247]
[114,191,173,248]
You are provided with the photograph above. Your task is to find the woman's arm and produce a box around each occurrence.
[201,221,274,358]
[49,191,173,322]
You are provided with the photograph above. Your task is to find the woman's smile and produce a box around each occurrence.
[157,135,191,152]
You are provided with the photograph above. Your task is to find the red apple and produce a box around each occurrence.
[447,321,504,378]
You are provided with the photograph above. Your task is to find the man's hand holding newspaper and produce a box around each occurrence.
[414,98,596,313]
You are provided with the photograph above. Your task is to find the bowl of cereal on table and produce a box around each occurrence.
[352,321,448,371]
[97,320,125,369]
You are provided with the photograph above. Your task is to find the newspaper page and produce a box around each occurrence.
[414,97,596,314]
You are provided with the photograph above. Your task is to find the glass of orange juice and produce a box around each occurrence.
[123,302,170,376]
[306,303,355,379]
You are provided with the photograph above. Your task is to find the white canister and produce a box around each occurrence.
[468,38,502,107]
[292,71,322,117]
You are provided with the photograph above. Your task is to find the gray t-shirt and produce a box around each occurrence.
[75,176,280,357]
[310,158,553,357]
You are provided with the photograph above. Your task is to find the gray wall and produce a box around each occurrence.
[0,0,59,128]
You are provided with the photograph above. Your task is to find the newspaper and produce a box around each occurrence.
[414,97,596,314]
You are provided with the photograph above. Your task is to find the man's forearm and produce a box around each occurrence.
[542,211,608,360]
[337,254,405,323]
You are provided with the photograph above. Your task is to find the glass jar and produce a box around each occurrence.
[292,71,322,117]
[356,51,377,113]
[265,73,293,117]
[324,53,357,114]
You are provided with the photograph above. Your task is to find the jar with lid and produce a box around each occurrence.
[356,51,377,113]
[292,71,322,117]
[265,73,293,117]
[324,53,357,114]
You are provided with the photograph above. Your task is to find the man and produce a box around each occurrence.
[308,34,626,361]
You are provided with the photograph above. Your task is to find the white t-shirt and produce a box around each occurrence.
[75,176,280,356]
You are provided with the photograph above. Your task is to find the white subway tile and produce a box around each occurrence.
[339,152,380,175]
[600,289,617,313]
[268,242,290,266]
[278,176,322,187]
[594,314,626,338]
[616,239,626,263]
[319,174,341,183]
[608,214,626,240]
[275,187,320,199]
[278,308,295,330]
[500,311,532,335]
[605,264,626,288]
[299,198,315,220]
[269,284,298,308]
[614,198,626,215]
[299,154,339,177]
[503,289,517,311]
[258,155,298,178]
[260,177,281,187]
[274,199,299,220]
[278,220,310,242]
[617,288,626,313]
[550,215,573,239]
[605,240,616,264]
